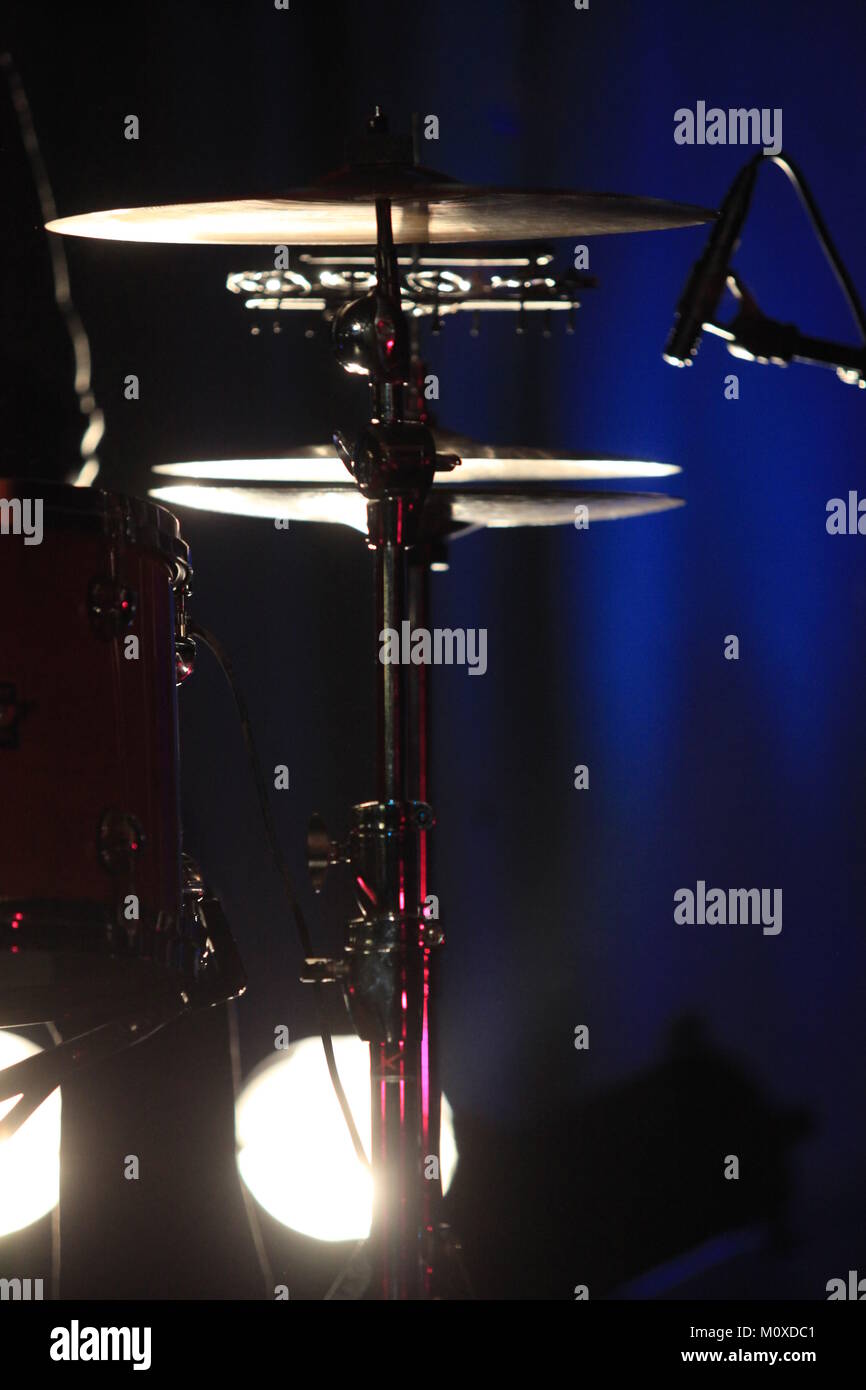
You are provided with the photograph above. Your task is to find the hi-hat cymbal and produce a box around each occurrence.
[152,441,681,486]
[46,163,714,246]
[148,480,683,538]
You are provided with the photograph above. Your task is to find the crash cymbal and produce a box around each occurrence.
[152,442,681,486]
[148,480,683,538]
[46,163,714,246]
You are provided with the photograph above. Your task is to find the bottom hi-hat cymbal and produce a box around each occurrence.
[148,479,683,538]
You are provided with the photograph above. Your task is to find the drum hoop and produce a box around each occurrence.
[0,478,191,585]
[0,899,204,979]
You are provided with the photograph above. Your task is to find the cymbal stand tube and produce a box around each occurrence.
[316,142,460,1295]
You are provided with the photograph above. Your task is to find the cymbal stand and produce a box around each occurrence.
[301,113,462,1299]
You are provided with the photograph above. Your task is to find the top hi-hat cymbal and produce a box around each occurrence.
[46,160,715,247]
[151,438,681,485]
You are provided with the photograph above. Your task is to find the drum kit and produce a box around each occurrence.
[0,108,715,1299]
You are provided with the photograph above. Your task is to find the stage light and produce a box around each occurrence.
[235,1034,458,1242]
[0,1032,62,1237]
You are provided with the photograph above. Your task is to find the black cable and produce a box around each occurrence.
[227,999,277,1298]
[188,620,369,1170]
[762,151,866,344]
[1,51,104,482]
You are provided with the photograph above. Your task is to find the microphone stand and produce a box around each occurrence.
[705,274,866,387]
[665,150,866,387]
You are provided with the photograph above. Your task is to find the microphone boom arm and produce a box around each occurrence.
[705,273,866,387]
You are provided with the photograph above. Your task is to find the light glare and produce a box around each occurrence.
[0,1031,61,1237]
[235,1035,457,1242]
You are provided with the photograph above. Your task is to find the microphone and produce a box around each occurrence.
[663,156,761,367]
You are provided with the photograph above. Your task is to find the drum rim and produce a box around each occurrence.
[0,477,191,582]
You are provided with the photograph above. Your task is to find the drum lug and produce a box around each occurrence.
[99,810,145,872]
[88,577,138,638]
[174,586,195,685]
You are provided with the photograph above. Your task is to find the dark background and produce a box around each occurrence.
[1,0,864,1299]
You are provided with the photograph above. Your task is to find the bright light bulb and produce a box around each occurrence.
[0,1031,62,1236]
[235,1035,457,1242]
